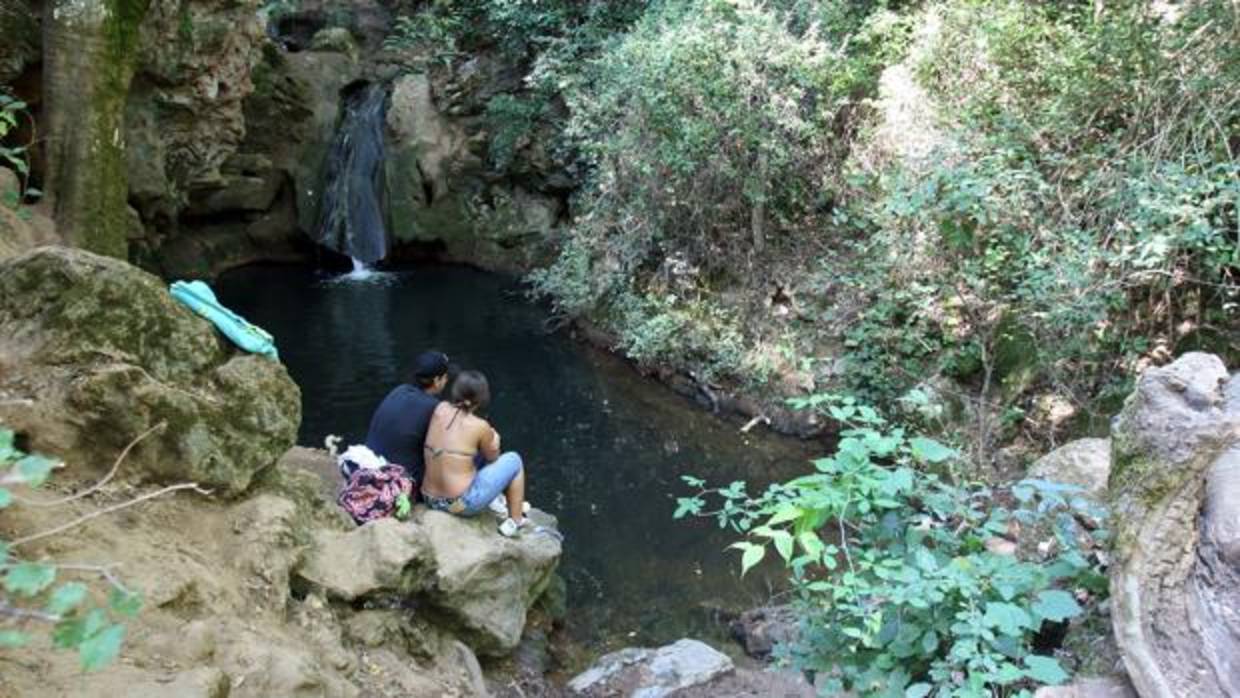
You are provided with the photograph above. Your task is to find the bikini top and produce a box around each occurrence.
[424,405,480,460]
[424,443,477,459]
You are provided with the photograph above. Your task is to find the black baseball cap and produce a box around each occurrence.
[411,350,450,381]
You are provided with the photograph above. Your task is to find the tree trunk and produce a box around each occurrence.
[750,151,767,255]
[42,0,151,259]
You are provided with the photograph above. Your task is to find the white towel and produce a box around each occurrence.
[338,444,387,471]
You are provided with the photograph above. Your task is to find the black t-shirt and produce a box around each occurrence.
[364,384,439,482]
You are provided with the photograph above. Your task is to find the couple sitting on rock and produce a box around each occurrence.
[363,350,530,537]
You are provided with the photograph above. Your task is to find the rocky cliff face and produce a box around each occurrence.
[5,0,573,277]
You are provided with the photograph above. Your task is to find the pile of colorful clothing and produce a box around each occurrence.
[334,444,416,525]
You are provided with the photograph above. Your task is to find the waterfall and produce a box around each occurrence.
[315,84,389,265]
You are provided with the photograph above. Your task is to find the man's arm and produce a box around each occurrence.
[479,424,501,463]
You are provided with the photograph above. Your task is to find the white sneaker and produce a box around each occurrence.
[498,517,529,538]
[489,496,532,517]
[488,495,508,516]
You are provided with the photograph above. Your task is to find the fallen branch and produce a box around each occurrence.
[740,415,771,433]
[15,422,166,507]
[0,601,60,624]
[9,482,212,549]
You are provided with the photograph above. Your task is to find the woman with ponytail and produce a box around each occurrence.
[419,370,529,536]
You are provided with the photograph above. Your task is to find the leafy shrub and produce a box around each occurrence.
[0,429,141,670]
[483,93,544,172]
[830,0,1238,443]
[676,397,1108,696]
[613,291,754,383]
[383,7,465,66]
[0,90,38,206]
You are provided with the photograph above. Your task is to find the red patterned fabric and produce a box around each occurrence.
[337,465,416,525]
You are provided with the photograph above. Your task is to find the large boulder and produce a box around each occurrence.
[295,506,563,658]
[1108,352,1240,698]
[298,517,434,601]
[0,247,299,495]
[417,507,562,656]
[567,638,735,697]
[1029,438,1111,500]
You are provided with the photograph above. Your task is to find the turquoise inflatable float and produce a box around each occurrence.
[169,280,279,359]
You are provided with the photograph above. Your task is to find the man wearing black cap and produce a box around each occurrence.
[364,350,450,488]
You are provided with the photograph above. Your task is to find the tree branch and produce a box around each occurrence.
[9,482,212,549]
[13,422,166,507]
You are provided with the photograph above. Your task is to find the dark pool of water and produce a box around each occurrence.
[215,264,815,653]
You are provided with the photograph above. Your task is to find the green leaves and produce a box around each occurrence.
[675,394,1109,696]
[1024,655,1069,685]
[4,563,56,597]
[672,497,703,519]
[909,437,955,464]
[108,589,143,618]
[79,624,126,671]
[0,427,136,672]
[729,542,766,577]
[1032,590,1082,623]
[13,453,57,487]
[983,602,1034,636]
[47,582,89,616]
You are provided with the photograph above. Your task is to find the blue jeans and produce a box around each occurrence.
[426,452,524,516]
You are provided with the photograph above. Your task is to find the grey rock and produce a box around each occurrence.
[298,517,433,601]
[294,505,563,657]
[1029,438,1111,499]
[185,170,285,216]
[417,507,563,656]
[1108,352,1240,698]
[0,247,300,495]
[1032,677,1136,698]
[730,605,798,660]
[568,638,734,697]
[125,0,267,223]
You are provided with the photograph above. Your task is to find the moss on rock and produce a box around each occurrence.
[0,247,300,495]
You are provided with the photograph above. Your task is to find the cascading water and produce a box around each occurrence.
[315,83,389,267]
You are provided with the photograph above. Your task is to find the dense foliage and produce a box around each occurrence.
[532,0,912,381]
[842,0,1240,433]
[0,90,36,206]
[515,0,1238,458]
[0,430,140,670]
[677,397,1109,696]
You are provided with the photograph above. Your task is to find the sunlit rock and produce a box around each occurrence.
[1029,438,1111,500]
[568,638,734,697]
[1108,352,1240,698]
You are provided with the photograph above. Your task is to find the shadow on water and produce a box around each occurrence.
[215,264,818,654]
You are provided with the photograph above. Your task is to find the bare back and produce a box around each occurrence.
[421,402,499,498]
